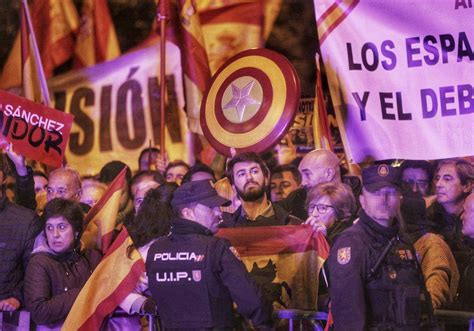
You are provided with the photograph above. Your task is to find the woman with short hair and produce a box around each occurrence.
[24,199,101,330]
[305,182,357,244]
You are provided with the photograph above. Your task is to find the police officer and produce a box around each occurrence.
[146,180,273,329]
[327,164,434,330]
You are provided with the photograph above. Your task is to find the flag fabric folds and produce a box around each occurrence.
[166,0,211,135]
[62,228,145,330]
[0,0,79,91]
[81,166,127,254]
[217,225,330,310]
[198,1,264,75]
[312,53,333,151]
[73,0,121,68]
[19,0,51,105]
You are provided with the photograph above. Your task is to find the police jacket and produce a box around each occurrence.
[327,211,430,331]
[146,217,272,329]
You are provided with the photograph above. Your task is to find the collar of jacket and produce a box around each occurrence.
[171,217,214,236]
[359,209,399,240]
[239,201,275,220]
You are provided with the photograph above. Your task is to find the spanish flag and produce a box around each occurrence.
[312,53,333,151]
[62,228,145,330]
[217,225,330,310]
[198,1,264,75]
[73,0,121,68]
[0,0,79,91]
[166,0,211,135]
[81,166,127,254]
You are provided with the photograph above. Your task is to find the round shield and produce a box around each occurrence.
[200,48,300,157]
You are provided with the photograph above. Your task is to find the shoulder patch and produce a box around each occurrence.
[229,246,241,261]
[337,247,351,265]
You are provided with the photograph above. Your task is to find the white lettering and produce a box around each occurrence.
[30,114,39,126]
[4,104,13,116]
[1,104,66,133]
[153,252,205,262]
[12,106,21,117]
[156,271,190,282]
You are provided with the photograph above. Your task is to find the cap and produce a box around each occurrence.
[171,180,231,208]
[362,164,400,192]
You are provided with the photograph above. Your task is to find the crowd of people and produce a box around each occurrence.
[0,143,473,330]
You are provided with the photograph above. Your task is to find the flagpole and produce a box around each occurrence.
[158,0,169,158]
[21,0,51,106]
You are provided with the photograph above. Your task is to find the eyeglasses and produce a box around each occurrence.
[308,203,334,215]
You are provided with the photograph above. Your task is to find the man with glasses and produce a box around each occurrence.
[327,164,434,330]
[400,160,434,197]
[47,167,82,202]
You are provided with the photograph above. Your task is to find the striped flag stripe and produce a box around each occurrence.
[217,225,330,257]
[199,2,263,25]
[21,0,51,105]
[167,0,211,93]
[313,53,333,151]
[74,0,120,68]
[317,0,359,45]
[85,167,126,223]
[63,229,145,330]
[82,166,127,254]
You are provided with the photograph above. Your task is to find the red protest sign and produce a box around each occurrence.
[0,90,74,168]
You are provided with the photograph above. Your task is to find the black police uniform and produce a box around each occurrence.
[146,216,272,329]
[327,210,433,330]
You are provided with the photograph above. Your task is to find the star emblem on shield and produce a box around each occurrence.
[200,49,300,157]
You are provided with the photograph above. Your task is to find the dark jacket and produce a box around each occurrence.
[0,197,40,304]
[276,187,308,220]
[221,203,302,228]
[452,237,474,311]
[146,217,272,329]
[327,211,431,330]
[427,201,462,245]
[23,237,101,328]
[14,166,37,211]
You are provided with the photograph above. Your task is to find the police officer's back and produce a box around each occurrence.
[327,165,435,330]
[146,180,273,329]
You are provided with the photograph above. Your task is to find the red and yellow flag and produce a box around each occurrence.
[73,0,121,68]
[166,0,211,134]
[81,166,127,254]
[19,0,50,105]
[217,225,330,310]
[63,228,145,330]
[198,1,264,75]
[312,53,333,151]
[0,0,79,91]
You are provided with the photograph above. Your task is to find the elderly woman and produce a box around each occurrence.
[304,182,357,312]
[304,182,357,244]
[24,199,101,330]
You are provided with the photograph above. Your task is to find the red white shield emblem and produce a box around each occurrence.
[200,49,300,157]
[337,247,351,265]
[192,270,202,282]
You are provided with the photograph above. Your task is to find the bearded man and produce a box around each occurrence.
[221,152,301,227]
